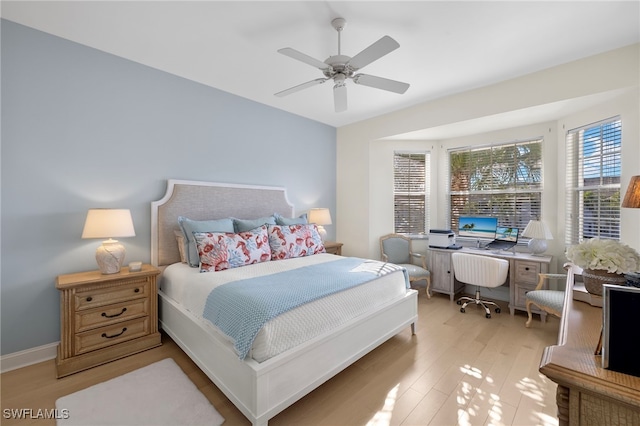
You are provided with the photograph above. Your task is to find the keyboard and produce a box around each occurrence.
[485,241,516,250]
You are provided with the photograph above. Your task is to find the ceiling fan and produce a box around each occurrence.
[275,17,410,113]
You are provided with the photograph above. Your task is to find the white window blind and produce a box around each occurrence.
[565,117,621,244]
[448,139,543,233]
[394,152,430,234]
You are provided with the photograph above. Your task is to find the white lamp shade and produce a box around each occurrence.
[522,220,553,240]
[82,209,135,274]
[308,208,332,226]
[82,209,136,239]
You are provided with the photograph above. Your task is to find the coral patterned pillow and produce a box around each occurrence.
[193,225,271,272]
[268,224,326,260]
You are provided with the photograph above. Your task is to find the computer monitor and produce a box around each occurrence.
[457,216,498,239]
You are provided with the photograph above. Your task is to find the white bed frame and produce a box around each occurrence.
[151,179,418,426]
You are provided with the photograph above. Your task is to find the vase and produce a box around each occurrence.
[582,268,627,296]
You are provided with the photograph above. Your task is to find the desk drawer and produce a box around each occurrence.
[514,261,540,285]
[515,286,531,307]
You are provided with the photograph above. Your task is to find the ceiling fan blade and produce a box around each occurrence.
[275,78,328,97]
[347,35,400,71]
[353,73,410,94]
[278,47,330,71]
[334,83,347,113]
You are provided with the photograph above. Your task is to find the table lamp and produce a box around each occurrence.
[308,208,332,241]
[82,209,136,274]
[522,219,553,255]
[622,175,640,208]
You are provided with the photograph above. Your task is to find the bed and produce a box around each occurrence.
[151,179,418,426]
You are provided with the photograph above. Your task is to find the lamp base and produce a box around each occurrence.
[96,239,126,274]
[527,238,548,256]
[316,225,327,242]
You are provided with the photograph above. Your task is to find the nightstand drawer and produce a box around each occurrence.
[74,279,149,310]
[75,317,150,355]
[75,298,149,333]
[514,261,541,285]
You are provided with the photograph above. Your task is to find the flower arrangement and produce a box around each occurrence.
[566,238,640,275]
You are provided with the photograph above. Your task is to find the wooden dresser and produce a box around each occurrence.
[539,281,640,425]
[55,264,161,377]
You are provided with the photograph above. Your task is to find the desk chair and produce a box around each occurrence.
[525,263,580,327]
[452,252,509,318]
[380,234,431,297]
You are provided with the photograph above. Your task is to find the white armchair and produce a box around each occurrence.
[380,234,431,297]
[525,262,582,327]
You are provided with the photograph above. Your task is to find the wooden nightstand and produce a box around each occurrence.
[55,264,161,378]
[324,241,343,255]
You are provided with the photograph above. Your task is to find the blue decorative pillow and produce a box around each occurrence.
[178,216,234,267]
[274,213,308,226]
[232,216,276,233]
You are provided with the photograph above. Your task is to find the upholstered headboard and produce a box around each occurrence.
[151,180,294,267]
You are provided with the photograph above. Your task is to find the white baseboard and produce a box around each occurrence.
[1,342,58,373]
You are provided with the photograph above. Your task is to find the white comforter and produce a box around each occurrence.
[160,254,408,362]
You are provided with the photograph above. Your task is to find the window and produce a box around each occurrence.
[448,139,543,233]
[393,152,430,234]
[565,117,621,244]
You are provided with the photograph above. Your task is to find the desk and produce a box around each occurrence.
[426,247,551,316]
[540,281,640,425]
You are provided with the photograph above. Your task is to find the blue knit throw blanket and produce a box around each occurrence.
[203,257,409,359]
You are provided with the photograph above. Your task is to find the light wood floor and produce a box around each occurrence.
[1,293,560,426]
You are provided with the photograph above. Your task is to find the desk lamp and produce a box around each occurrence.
[308,208,332,241]
[82,209,136,274]
[522,220,553,256]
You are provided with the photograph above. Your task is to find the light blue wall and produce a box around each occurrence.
[1,20,337,355]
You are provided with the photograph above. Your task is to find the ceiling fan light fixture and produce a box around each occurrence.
[275,17,410,112]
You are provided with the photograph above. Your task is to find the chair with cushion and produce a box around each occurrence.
[452,252,509,318]
[380,234,431,297]
[525,262,580,327]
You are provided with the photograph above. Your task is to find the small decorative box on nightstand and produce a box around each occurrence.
[55,264,161,378]
[324,241,343,256]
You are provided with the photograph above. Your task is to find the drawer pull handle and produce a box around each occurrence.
[86,296,93,302]
[525,267,530,271]
[101,308,127,318]
[102,328,127,339]
[134,288,140,293]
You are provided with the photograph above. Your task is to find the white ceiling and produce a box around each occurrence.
[2,1,639,130]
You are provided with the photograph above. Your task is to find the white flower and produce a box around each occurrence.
[566,238,640,274]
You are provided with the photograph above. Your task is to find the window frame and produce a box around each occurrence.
[565,116,622,244]
[447,138,544,236]
[393,151,430,235]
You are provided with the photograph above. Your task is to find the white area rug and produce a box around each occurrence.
[56,358,224,426]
